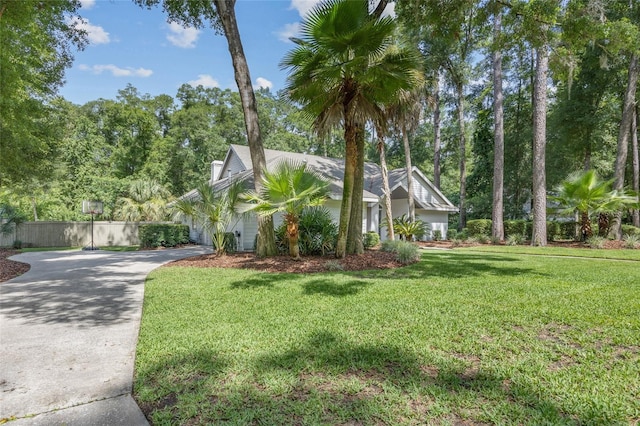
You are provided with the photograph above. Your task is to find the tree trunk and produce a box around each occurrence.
[347,124,365,254]
[215,0,276,257]
[456,81,467,231]
[433,73,442,190]
[286,214,300,259]
[336,108,358,258]
[402,121,416,222]
[632,104,639,228]
[491,9,504,241]
[377,128,395,240]
[531,45,548,247]
[611,53,639,239]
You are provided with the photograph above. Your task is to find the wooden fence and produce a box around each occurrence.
[0,221,172,248]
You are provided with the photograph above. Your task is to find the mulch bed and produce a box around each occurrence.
[165,250,404,274]
[0,249,30,283]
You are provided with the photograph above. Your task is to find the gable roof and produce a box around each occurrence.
[210,144,456,211]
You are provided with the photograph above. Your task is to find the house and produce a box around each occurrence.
[183,144,457,250]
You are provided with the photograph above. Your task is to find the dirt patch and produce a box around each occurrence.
[164,250,404,274]
[0,249,30,283]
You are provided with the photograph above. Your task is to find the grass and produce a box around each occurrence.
[456,245,640,261]
[134,250,640,425]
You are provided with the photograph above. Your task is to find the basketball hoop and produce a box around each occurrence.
[82,200,103,250]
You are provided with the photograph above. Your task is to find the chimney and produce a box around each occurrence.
[211,160,223,182]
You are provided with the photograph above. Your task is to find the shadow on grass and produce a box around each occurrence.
[355,251,548,280]
[136,331,592,425]
[302,279,371,296]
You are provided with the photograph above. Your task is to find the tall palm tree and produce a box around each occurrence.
[551,170,636,240]
[115,179,170,221]
[243,161,330,259]
[281,0,422,258]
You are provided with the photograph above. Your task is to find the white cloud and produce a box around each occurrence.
[254,77,273,90]
[166,22,200,48]
[188,74,219,88]
[79,64,153,77]
[290,0,321,17]
[276,22,300,43]
[68,17,110,45]
[79,0,96,9]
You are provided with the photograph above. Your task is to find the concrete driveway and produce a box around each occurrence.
[0,247,211,425]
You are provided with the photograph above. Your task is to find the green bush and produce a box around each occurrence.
[504,220,531,239]
[363,231,380,249]
[623,234,640,249]
[466,219,492,237]
[432,230,442,241]
[388,214,428,241]
[139,224,189,248]
[558,221,578,240]
[622,225,640,237]
[381,239,421,265]
[547,221,561,241]
[506,234,525,246]
[220,232,237,254]
[587,236,606,249]
[275,207,338,256]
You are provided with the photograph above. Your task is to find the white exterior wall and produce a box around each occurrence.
[416,210,450,240]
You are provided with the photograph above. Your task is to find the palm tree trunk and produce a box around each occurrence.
[491,8,504,241]
[580,210,592,241]
[632,104,639,228]
[531,44,549,247]
[611,53,639,239]
[376,129,394,240]
[336,114,357,258]
[286,215,300,259]
[214,0,276,257]
[347,124,365,254]
[402,121,416,222]
[433,75,442,190]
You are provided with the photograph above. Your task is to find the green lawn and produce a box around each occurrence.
[134,249,640,425]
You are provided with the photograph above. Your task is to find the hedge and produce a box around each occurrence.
[504,220,531,239]
[622,224,640,237]
[363,231,380,249]
[466,219,492,237]
[139,224,189,248]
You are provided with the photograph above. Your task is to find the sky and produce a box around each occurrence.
[59,0,334,105]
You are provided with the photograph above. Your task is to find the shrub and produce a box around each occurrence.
[12,240,22,250]
[622,225,640,237]
[220,232,237,254]
[381,239,421,265]
[139,224,189,248]
[451,238,463,247]
[363,231,380,249]
[506,234,525,246]
[466,236,480,245]
[477,235,490,244]
[587,236,606,249]
[455,229,469,240]
[547,221,561,241]
[432,230,442,241]
[558,221,578,240]
[623,234,640,249]
[275,207,338,256]
[389,214,429,241]
[396,242,421,265]
[381,239,402,253]
[504,220,531,239]
[466,219,491,237]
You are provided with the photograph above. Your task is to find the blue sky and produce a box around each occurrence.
[60,0,335,105]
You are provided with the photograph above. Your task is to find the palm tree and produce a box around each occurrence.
[281,0,422,258]
[115,179,170,221]
[173,180,245,256]
[551,170,637,240]
[243,161,330,259]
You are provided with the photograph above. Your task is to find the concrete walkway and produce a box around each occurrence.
[0,247,211,425]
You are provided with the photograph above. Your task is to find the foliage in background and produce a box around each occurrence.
[114,179,171,221]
